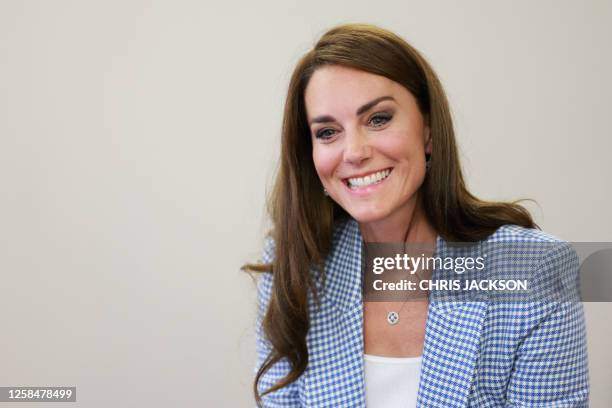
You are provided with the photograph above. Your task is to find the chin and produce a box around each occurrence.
[346,205,391,224]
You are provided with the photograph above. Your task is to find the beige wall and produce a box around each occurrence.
[0,0,610,406]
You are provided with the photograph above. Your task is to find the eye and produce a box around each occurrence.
[314,112,393,140]
[315,128,336,140]
[369,112,392,127]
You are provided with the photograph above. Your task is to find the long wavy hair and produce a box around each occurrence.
[242,22,538,406]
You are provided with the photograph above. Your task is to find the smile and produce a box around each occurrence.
[344,168,392,189]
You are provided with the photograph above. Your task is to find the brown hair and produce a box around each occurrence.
[242,22,538,406]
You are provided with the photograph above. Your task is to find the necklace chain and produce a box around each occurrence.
[383,226,433,325]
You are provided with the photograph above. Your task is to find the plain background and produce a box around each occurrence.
[1,0,610,406]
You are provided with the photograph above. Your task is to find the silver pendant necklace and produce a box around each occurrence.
[385,301,409,325]
[379,221,433,326]
[384,224,413,326]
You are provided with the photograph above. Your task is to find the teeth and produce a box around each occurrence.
[348,169,391,188]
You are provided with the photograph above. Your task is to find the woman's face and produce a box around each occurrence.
[304,65,431,224]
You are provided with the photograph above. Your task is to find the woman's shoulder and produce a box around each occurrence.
[259,216,357,263]
[483,223,578,266]
[483,223,578,264]
[480,224,581,304]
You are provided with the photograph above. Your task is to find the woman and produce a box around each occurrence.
[242,23,589,407]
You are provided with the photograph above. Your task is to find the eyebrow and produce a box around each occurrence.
[308,95,396,126]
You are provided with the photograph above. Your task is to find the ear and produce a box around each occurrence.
[424,126,432,154]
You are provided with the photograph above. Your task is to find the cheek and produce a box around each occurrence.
[377,130,424,160]
[312,145,340,179]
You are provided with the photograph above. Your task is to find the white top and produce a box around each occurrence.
[363,353,422,408]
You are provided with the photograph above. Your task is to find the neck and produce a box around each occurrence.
[358,193,436,244]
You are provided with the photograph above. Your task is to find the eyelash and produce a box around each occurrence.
[315,112,393,140]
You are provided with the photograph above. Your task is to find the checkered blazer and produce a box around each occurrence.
[254,217,589,407]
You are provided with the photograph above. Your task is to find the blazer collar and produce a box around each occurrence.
[318,217,488,407]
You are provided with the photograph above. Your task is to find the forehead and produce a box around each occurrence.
[304,65,403,118]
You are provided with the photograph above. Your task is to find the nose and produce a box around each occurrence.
[343,129,372,165]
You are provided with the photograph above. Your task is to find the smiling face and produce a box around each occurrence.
[305,65,431,226]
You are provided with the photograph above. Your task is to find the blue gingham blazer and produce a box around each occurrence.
[254,217,589,407]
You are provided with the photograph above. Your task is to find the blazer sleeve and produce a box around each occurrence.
[504,242,590,407]
[254,236,301,408]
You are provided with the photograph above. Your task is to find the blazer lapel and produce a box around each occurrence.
[313,218,488,407]
[309,218,367,406]
[415,234,489,408]
[417,301,488,406]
